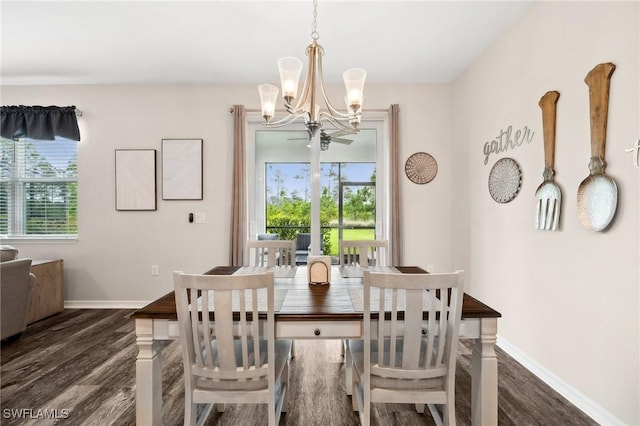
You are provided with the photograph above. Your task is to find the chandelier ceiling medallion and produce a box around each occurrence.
[258,0,366,138]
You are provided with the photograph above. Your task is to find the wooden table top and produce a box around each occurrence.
[131,266,501,321]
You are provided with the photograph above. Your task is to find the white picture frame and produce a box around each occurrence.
[115,149,157,211]
[162,138,203,200]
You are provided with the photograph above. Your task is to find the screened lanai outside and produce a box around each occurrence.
[247,121,388,265]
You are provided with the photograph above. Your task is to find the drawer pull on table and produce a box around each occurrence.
[314,328,321,336]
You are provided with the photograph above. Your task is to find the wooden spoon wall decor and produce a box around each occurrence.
[577,62,618,231]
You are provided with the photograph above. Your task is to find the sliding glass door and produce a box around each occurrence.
[247,115,388,263]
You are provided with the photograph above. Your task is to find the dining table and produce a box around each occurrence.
[131,265,501,425]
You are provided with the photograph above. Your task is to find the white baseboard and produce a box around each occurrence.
[497,336,624,426]
[64,300,151,309]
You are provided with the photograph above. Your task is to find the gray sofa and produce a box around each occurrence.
[1,247,36,341]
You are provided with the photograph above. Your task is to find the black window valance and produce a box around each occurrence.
[1,105,80,141]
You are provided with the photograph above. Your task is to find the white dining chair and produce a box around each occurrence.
[173,271,292,426]
[337,239,390,357]
[246,239,296,267]
[246,239,297,357]
[348,269,464,426]
[339,239,388,267]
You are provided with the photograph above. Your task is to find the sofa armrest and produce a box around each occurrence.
[1,258,34,340]
[29,272,37,289]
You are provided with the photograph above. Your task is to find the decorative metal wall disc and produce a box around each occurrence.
[488,157,522,203]
[405,152,437,184]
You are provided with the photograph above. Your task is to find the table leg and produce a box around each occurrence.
[344,340,352,395]
[471,317,498,426]
[136,319,164,425]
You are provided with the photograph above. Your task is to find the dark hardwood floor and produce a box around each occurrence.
[1,309,597,425]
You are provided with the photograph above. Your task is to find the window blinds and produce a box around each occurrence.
[0,138,78,237]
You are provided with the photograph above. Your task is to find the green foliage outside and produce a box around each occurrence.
[24,182,77,234]
[328,228,374,256]
[266,163,376,256]
[265,192,332,255]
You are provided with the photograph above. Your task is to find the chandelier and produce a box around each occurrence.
[258,0,366,138]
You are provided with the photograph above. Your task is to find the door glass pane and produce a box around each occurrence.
[339,181,376,242]
[256,127,380,263]
[265,162,375,257]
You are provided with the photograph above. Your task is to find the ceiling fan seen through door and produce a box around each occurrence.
[289,129,354,151]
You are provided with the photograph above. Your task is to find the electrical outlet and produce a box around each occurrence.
[195,212,206,224]
[426,265,434,273]
[151,265,159,276]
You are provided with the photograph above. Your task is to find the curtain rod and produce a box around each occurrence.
[1,105,83,117]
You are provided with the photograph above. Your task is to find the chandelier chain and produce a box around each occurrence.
[311,0,319,40]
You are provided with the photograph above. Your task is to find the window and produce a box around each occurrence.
[0,137,78,238]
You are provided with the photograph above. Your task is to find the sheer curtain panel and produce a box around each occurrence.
[230,105,246,266]
[390,104,403,266]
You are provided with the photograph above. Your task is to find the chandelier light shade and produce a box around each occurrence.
[258,84,279,121]
[278,57,303,103]
[343,68,366,110]
[258,0,366,137]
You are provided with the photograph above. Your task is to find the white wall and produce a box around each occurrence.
[451,2,639,424]
[1,83,453,304]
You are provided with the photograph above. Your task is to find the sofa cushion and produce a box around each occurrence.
[0,245,19,262]
[257,233,279,240]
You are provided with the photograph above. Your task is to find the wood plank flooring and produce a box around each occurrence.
[1,309,597,425]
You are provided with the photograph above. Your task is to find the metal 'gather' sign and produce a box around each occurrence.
[483,125,535,165]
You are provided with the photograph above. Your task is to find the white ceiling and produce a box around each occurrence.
[1,1,532,86]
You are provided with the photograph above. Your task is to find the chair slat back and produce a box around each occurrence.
[363,270,464,382]
[246,240,295,267]
[174,271,275,390]
[339,239,388,267]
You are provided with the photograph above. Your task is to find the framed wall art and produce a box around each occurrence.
[115,149,157,211]
[162,138,203,200]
